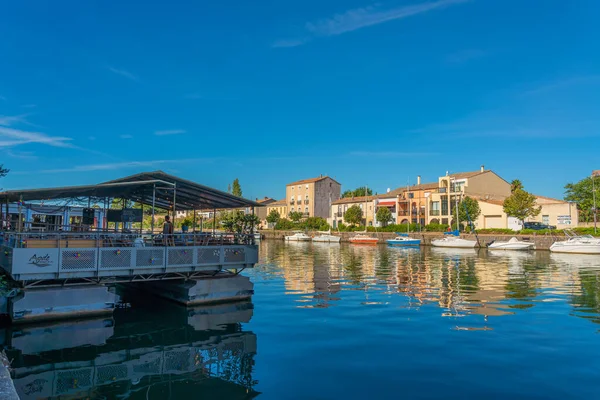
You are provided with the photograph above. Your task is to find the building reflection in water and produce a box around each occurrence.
[258,241,600,325]
[2,300,258,400]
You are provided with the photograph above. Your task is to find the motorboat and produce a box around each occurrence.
[253,232,261,241]
[549,230,600,254]
[487,237,534,251]
[349,233,379,245]
[285,232,311,242]
[312,230,341,243]
[431,231,477,248]
[387,233,420,247]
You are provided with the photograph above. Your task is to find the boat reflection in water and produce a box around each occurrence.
[3,300,257,400]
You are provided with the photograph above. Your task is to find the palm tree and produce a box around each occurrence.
[510,179,523,193]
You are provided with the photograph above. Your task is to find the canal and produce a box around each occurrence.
[4,241,600,399]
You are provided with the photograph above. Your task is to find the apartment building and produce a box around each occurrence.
[330,196,375,228]
[264,199,288,227]
[427,166,511,225]
[474,196,578,229]
[373,177,439,227]
[286,176,341,219]
[255,197,277,227]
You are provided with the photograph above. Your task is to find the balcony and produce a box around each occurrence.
[289,200,295,205]
[430,210,440,216]
[398,210,410,216]
[336,212,343,217]
[438,187,447,194]
[304,200,310,204]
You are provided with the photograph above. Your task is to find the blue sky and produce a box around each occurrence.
[1,0,599,200]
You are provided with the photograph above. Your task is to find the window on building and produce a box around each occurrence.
[542,215,550,224]
[305,207,309,214]
[292,187,294,191]
[305,184,309,189]
[441,196,448,215]
[408,193,414,199]
[297,195,301,202]
[291,207,294,212]
[298,185,301,190]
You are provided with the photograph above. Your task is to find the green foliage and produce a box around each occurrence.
[0,164,8,191]
[367,223,421,233]
[274,217,329,231]
[342,187,373,198]
[344,205,363,226]
[376,207,393,227]
[458,196,481,225]
[503,188,541,222]
[564,176,600,222]
[266,209,281,225]
[424,223,450,232]
[232,178,242,197]
[476,228,517,234]
[275,218,295,230]
[220,210,259,234]
[303,217,330,231]
[288,211,303,222]
[510,179,523,193]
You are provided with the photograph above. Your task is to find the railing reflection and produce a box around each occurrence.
[4,301,258,400]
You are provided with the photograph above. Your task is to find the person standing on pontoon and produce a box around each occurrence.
[163,215,174,246]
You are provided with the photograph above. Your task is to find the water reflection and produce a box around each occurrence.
[3,301,257,399]
[257,241,600,325]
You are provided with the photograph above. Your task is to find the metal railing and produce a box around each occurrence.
[430,210,440,216]
[1,231,256,249]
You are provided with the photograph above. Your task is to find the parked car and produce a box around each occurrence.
[523,222,556,230]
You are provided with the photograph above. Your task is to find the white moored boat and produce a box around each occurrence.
[549,230,600,254]
[488,237,535,251]
[285,232,311,242]
[312,230,341,243]
[431,231,477,248]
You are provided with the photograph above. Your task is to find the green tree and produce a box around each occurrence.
[0,164,8,191]
[458,196,481,226]
[342,187,373,198]
[376,207,393,227]
[221,210,259,234]
[344,205,363,226]
[288,211,303,222]
[510,179,523,193]
[232,178,242,197]
[564,175,600,222]
[266,209,281,226]
[503,188,541,224]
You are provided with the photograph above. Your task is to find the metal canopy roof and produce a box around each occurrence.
[0,171,261,211]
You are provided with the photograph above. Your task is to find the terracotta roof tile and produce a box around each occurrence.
[287,176,341,186]
[332,196,374,205]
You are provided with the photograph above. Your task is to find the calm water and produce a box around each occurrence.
[4,241,600,399]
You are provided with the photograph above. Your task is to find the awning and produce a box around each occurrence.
[0,171,262,211]
[377,201,396,207]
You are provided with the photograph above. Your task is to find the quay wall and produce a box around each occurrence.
[258,230,559,250]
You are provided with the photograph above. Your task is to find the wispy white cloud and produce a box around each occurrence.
[155,129,186,136]
[5,150,37,160]
[523,75,600,95]
[0,114,29,127]
[275,0,469,47]
[349,151,439,157]
[108,66,138,81]
[0,126,73,148]
[120,134,133,139]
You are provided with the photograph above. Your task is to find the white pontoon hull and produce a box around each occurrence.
[431,237,477,248]
[312,235,341,243]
